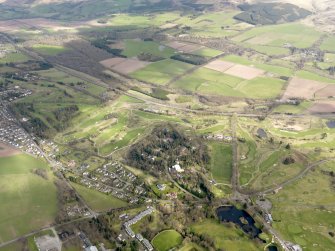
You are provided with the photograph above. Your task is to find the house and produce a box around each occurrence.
[157,184,166,191]
[171,164,184,173]
[85,246,98,251]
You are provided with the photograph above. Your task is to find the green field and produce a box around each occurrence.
[236,77,286,99]
[223,55,294,76]
[295,70,335,83]
[173,67,244,97]
[71,182,128,212]
[0,154,57,243]
[173,11,247,37]
[32,44,69,56]
[190,219,263,251]
[130,59,193,85]
[152,230,183,251]
[0,52,30,63]
[208,142,232,184]
[320,36,335,52]
[192,47,223,57]
[272,101,312,114]
[122,39,176,58]
[232,23,322,49]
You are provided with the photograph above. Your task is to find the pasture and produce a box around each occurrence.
[0,154,57,243]
[172,67,244,97]
[232,23,322,48]
[32,44,69,56]
[192,47,222,57]
[152,230,183,251]
[236,77,285,99]
[0,52,29,63]
[130,59,193,85]
[121,39,175,58]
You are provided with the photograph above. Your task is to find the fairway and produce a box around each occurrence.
[152,230,183,251]
[71,182,128,212]
[208,142,233,184]
[0,154,57,243]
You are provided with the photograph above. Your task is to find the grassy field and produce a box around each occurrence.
[173,11,248,37]
[71,182,127,212]
[295,70,335,83]
[0,52,30,63]
[268,163,335,251]
[122,39,176,58]
[223,55,294,76]
[0,154,57,243]
[232,23,322,49]
[192,47,222,57]
[32,44,69,56]
[320,36,335,52]
[272,101,312,114]
[245,44,290,56]
[236,77,286,99]
[130,59,193,85]
[208,142,232,184]
[172,67,244,97]
[152,230,183,251]
[190,219,263,251]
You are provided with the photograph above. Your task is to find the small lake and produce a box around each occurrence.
[326,121,335,128]
[216,206,262,239]
[257,128,267,138]
[267,245,278,251]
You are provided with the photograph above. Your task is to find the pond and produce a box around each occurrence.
[216,206,262,240]
[326,121,335,128]
[267,245,278,251]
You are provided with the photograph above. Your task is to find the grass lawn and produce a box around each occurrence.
[130,59,193,85]
[122,39,176,58]
[0,154,57,243]
[71,182,127,212]
[152,230,183,251]
[32,44,69,56]
[190,219,263,251]
[208,142,232,184]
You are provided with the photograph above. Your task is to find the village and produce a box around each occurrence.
[0,102,42,157]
